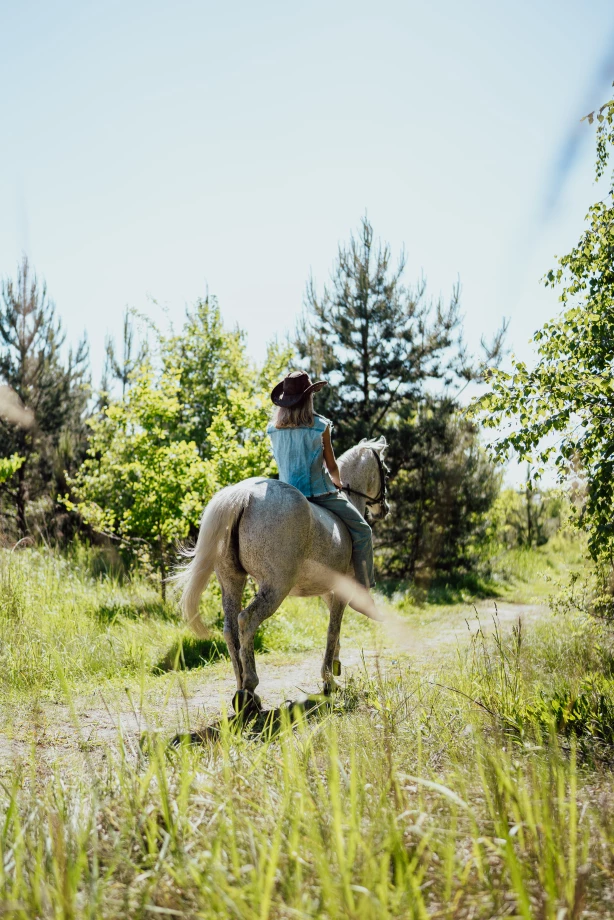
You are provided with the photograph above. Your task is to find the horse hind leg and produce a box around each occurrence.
[333,636,342,677]
[238,584,288,693]
[217,569,247,691]
[322,593,346,694]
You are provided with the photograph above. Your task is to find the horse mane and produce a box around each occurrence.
[358,436,387,454]
[338,436,388,464]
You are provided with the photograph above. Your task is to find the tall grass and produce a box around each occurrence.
[0,539,611,916]
[387,529,587,614]
[0,546,375,698]
[0,531,585,697]
[0,547,181,693]
[0,648,605,918]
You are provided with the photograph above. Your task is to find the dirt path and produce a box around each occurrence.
[0,600,548,767]
[184,600,547,715]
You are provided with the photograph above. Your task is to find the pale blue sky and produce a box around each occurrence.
[1,0,613,389]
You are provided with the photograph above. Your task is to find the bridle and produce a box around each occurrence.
[341,448,389,509]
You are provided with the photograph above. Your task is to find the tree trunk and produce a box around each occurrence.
[16,462,27,536]
[159,545,167,602]
[525,464,534,547]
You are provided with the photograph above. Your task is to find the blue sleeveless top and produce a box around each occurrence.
[267,413,337,497]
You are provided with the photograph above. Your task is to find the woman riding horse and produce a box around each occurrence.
[267,371,375,600]
[178,372,388,708]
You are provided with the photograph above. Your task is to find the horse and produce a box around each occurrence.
[177,437,389,710]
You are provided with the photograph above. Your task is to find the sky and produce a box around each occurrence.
[1,0,613,400]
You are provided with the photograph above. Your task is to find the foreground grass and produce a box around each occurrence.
[0,538,611,917]
[0,610,613,916]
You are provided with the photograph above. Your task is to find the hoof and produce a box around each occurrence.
[332,659,342,677]
[323,679,339,697]
[232,689,262,720]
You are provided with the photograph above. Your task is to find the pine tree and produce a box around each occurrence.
[378,398,501,579]
[297,215,465,450]
[0,258,90,536]
[297,216,504,577]
[104,308,148,396]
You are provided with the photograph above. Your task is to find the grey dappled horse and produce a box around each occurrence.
[177,437,388,706]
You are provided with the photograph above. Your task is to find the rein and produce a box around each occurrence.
[341,448,388,507]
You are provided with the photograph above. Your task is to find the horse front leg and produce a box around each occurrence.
[333,635,342,677]
[322,592,346,694]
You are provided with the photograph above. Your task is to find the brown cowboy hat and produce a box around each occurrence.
[271,371,327,407]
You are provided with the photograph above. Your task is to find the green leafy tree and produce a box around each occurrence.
[0,455,24,487]
[161,297,253,454]
[205,342,294,488]
[490,482,565,550]
[67,363,212,598]
[475,88,614,561]
[68,312,293,595]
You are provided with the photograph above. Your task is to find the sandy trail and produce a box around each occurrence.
[0,600,548,766]
[183,600,546,715]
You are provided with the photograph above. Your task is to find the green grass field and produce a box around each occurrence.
[0,534,612,917]
[0,531,586,695]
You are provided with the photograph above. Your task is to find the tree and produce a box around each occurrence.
[0,258,90,537]
[297,215,467,450]
[377,398,501,579]
[297,215,504,577]
[491,481,565,550]
[475,88,614,562]
[68,311,293,596]
[161,297,253,454]
[67,363,212,598]
[104,308,148,397]
[0,456,24,487]
[205,342,293,488]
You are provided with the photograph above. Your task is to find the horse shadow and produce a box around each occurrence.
[154,633,267,673]
[168,692,344,746]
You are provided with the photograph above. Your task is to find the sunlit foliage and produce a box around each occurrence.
[475,88,614,561]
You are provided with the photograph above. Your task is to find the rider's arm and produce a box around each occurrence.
[322,426,342,489]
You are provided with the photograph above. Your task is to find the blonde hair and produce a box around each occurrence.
[273,393,315,428]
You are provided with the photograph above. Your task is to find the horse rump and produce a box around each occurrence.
[173,484,250,638]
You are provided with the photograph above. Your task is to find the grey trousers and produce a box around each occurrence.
[309,490,374,588]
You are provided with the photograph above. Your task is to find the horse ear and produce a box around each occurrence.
[359,437,368,444]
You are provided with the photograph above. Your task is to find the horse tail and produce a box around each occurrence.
[175,485,249,639]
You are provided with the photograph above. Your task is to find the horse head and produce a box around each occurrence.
[339,436,390,521]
